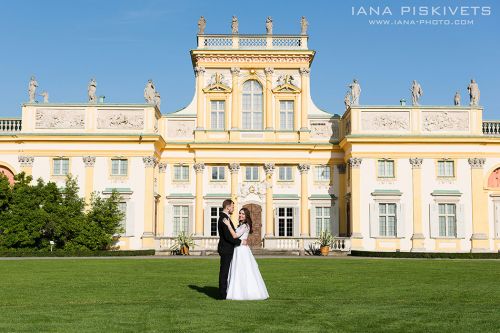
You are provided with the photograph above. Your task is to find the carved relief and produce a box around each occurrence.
[239,181,269,200]
[194,55,312,64]
[310,119,339,140]
[422,111,469,132]
[35,109,85,129]
[166,120,195,140]
[361,112,409,131]
[97,110,144,130]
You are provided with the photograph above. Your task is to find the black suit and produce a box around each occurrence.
[217,211,241,300]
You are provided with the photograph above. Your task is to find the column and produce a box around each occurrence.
[157,163,167,236]
[264,163,275,236]
[264,67,274,130]
[468,158,489,252]
[142,156,158,248]
[409,158,425,251]
[18,155,34,176]
[194,163,205,236]
[298,164,310,236]
[229,163,240,222]
[230,67,240,129]
[299,68,310,131]
[349,157,363,249]
[195,66,206,129]
[337,164,347,236]
[82,156,96,208]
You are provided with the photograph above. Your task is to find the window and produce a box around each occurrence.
[279,100,294,130]
[278,207,294,237]
[211,166,225,181]
[174,165,189,181]
[53,158,69,176]
[438,203,456,237]
[210,206,223,236]
[438,160,454,177]
[379,203,397,237]
[315,165,330,182]
[118,202,127,233]
[173,205,189,236]
[242,80,263,130]
[245,166,259,181]
[111,159,127,176]
[315,207,331,235]
[210,100,225,130]
[378,160,395,178]
[278,166,293,181]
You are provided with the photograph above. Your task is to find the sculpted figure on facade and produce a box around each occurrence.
[411,80,423,106]
[300,16,308,35]
[88,78,97,103]
[40,91,49,103]
[28,76,38,103]
[144,79,155,104]
[349,79,361,105]
[344,91,351,110]
[454,91,461,106]
[467,79,480,106]
[231,16,238,34]
[198,16,206,34]
[266,17,273,35]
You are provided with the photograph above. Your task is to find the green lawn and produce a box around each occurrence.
[0,258,498,333]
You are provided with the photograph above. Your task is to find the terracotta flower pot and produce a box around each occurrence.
[320,246,330,256]
[180,246,190,255]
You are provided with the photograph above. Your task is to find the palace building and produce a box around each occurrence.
[1,26,500,253]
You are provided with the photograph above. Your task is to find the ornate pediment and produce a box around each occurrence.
[203,72,232,93]
[272,74,301,94]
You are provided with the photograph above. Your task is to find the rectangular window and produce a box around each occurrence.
[278,207,294,237]
[111,159,128,176]
[438,160,454,177]
[378,203,397,237]
[438,203,456,237]
[279,100,294,130]
[245,166,259,181]
[211,166,225,181]
[210,206,223,236]
[315,206,331,235]
[378,160,395,178]
[173,205,189,236]
[278,166,293,181]
[210,100,225,130]
[53,158,69,176]
[173,165,189,181]
[118,202,127,233]
[315,165,330,182]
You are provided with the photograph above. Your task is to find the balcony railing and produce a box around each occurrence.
[0,118,22,132]
[482,121,500,135]
[197,34,308,50]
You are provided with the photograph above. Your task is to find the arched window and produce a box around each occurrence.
[488,167,500,188]
[0,165,15,186]
[242,80,263,130]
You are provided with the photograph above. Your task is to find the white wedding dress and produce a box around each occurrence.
[226,224,269,300]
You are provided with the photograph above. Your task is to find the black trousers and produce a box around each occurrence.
[218,252,233,299]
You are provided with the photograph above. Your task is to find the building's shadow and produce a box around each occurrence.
[188,285,219,300]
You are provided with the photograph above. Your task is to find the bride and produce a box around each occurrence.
[222,208,269,300]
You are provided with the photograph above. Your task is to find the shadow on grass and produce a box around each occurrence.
[188,285,220,300]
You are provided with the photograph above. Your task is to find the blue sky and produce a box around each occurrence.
[0,0,498,118]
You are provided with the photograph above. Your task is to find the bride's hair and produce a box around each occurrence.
[239,208,253,234]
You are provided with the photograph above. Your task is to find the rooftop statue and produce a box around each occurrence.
[411,80,423,106]
[198,16,206,34]
[349,79,361,105]
[40,91,49,103]
[232,16,238,34]
[88,78,97,103]
[28,76,38,103]
[454,91,461,106]
[300,16,308,35]
[266,17,273,35]
[467,79,480,106]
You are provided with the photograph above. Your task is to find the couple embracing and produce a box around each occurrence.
[217,199,269,301]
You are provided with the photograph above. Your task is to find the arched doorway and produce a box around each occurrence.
[0,165,15,186]
[242,203,262,249]
[487,167,500,188]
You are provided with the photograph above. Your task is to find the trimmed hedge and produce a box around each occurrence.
[350,250,500,259]
[0,249,156,257]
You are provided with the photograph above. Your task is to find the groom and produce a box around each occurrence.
[217,199,247,300]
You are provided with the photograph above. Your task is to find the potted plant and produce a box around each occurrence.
[172,232,195,255]
[316,231,334,256]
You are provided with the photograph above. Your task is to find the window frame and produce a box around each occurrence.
[173,164,190,182]
[245,166,260,182]
[241,80,263,130]
[52,157,70,176]
[278,166,294,182]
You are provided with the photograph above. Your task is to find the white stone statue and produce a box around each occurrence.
[266,17,273,35]
[467,79,480,106]
[349,79,361,105]
[231,16,238,34]
[154,91,161,109]
[454,91,461,106]
[198,16,206,34]
[300,16,308,35]
[344,91,351,110]
[28,76,38,103]
[40,91,49,103]
[411,80,423,106]
[88,78,97,103]
[144,79,156,103]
